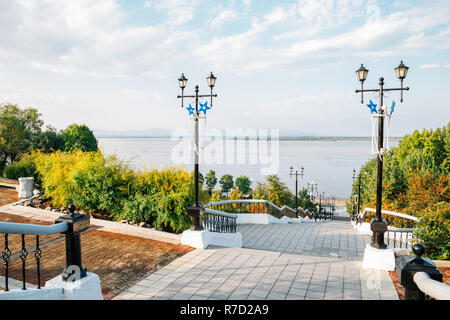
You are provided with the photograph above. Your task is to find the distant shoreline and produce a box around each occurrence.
[96,136,401,142]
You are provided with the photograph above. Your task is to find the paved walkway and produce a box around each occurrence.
[116,221,399,300]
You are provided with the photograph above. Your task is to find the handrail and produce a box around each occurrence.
[0,204,89,292]
[352,208,417,249]
[0,221,68,235]
[204,208,238,218]
[361,208,418,222]
[205,199,297,213]
[202,208,237,233]
[414,272,450,300]
[204,199,327,221]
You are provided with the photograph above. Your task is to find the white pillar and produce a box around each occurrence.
[18,177,34,199]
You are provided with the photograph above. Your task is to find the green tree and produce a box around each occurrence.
[266,174,293,207]
[297,188,317,212]
[62,124,98,152]
[251,175,293,207]
[211,189,221,202]
[36,126,65,153]
[219,174,234,196]
[235,175,252,195]
[205,169,217,195]
[0,103,44,171]
[252,182,269,199]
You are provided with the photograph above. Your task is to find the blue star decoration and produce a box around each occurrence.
[186,104,195,115]
[198,101,211,115]
[366,99,377,114]
[390,100,395,116]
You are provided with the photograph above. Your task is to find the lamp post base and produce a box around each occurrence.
[362,244,395,271]
[187,206,205,231]
[370,219,388,249]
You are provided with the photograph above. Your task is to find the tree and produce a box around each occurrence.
[0,103,44,171]
[205,169,217,194]
[62,124,98,152]
[229,188,243,200]
[36,126,65,153]
[266,174,293,207]
[251,175,293,207]
[235,175,252,195]
[211,189,221,202]
[219,174,234,196]
[297,188,317,212]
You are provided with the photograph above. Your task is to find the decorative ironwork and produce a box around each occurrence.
[34,235,42,289]
[2,234,11,291]
[202,211,237,233]
[19,234,28,290]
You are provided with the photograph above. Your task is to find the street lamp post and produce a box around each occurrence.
[307,181,318,203]
[177,72,217,230]
[289,166,304,218]
[355,61,410,249]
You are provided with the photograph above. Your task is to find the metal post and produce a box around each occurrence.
[371,77,388,249]
[357,173,362,215]
[187,85,205,230]
[295,172,298,218]
[55,204,89,281]
[194,85,199,208]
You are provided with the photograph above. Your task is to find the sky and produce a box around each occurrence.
[0,0,449,137]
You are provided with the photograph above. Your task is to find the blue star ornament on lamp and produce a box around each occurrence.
[199,101,211,115]
[186,104,195,115]
[366,99,377,114]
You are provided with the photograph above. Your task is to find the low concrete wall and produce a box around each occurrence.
[236,213,306,225]
[0,273,103,300]
[181,230,243,249]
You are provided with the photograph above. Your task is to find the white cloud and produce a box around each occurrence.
[420,64,450,69]
[211,9,238,28]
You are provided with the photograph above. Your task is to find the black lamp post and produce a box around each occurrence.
[355,61,410,249]
[289,166,304,218]
[352,169,357,216]
[177,72,218,230]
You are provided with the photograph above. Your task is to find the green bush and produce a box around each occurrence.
[31,150,195,233]
[414,202,450,260]
[3,156,39,182]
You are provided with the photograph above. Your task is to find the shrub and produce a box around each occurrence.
[3,155,39,182]
[128,167,194,233]
[414,202,450,260]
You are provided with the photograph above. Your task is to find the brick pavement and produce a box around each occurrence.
[117,221,399,300]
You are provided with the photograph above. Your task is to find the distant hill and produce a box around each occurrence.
[94,128,400,141]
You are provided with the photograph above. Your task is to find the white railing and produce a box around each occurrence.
[0,221,68,235]
[353,207,418,248]
[414,272,450,300]
[204,199,320,220]
[202,208,237,233]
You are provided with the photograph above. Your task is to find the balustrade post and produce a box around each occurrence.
[55,204,90,281]
[396,243,443,300]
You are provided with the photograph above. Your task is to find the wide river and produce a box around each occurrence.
[98,138,398,200]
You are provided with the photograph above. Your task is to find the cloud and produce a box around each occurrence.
[192,1,450,74]
[420,64,450,69]
[211,9,238,28]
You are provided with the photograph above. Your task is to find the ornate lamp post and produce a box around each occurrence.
[352,169,357,217]
[355,61,410,249]
[307,181,318,203]
[289,166,304,218]
[177,72,217,230]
